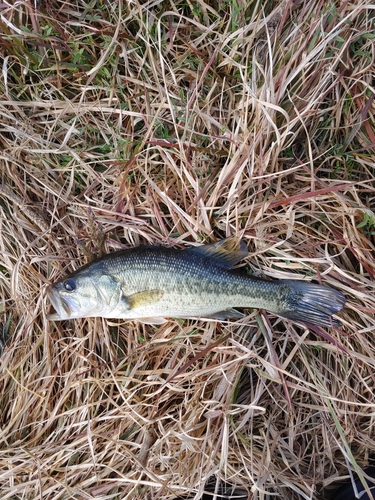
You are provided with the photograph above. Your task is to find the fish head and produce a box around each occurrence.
[47,268,123,320]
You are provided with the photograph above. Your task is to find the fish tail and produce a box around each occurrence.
[278,280,346,327]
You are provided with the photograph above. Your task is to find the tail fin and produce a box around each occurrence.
[278,280,346,327]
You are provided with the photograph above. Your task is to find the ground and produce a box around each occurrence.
[0,1,374,499]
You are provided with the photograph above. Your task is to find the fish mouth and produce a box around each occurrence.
[46,286,77,320]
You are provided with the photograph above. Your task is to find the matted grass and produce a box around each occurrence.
[0,0,374,498]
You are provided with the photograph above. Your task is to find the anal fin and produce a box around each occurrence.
[202,308,245,320]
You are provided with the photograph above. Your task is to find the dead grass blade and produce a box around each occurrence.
[1,0,375,498]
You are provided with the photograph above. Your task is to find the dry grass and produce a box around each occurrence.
[0,0,375,498]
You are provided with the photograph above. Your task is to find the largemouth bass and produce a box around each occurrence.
[47,238,346,327]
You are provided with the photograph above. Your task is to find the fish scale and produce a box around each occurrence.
[47,238,346,327]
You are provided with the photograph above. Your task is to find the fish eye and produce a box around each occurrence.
[63,279,76,292]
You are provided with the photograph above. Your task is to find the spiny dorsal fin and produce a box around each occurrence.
[186,237,248,269]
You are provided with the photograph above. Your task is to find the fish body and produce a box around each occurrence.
[47,238,346,327]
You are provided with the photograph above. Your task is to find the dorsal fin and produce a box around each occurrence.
[186,237,248,269]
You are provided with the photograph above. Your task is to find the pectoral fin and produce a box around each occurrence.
[126,289,164,309]
[186,237,248,269]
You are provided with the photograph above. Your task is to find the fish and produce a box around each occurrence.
[47,238,346,327]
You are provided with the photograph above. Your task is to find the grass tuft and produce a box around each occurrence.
[1,0,374,498]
